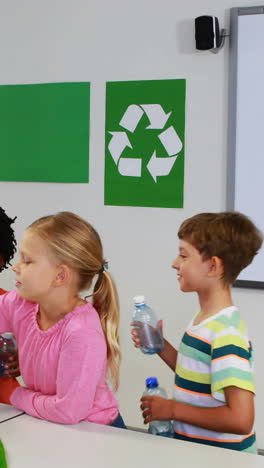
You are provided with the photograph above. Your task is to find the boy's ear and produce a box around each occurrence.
[54,264,71,286]
[208,256,224,278]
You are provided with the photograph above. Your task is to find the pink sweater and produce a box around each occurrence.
[0,290,119,425]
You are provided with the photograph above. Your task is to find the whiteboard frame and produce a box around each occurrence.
[227,6,264,290]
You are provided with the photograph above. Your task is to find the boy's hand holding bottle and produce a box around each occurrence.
[141,377,173,437]
[141,394,174,425]
[131,296,164,354]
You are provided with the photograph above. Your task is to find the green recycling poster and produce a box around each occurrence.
[105,79,186,208]
[0,82,90,183]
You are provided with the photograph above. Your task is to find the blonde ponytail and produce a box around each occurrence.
[92,271,121,391]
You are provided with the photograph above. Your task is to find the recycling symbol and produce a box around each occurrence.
[108,104,183,182]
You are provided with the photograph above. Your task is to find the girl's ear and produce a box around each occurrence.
[54,264,71,286]
[208,256,224,278]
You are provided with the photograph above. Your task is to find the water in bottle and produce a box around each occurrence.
[143,377,173,437]
[0,333,17,377]
[133,296,164,354]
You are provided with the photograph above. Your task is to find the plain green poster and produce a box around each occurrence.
[105,79,186,208]
[0,82,90,183]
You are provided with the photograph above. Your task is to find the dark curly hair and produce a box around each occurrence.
[0,207,17,273]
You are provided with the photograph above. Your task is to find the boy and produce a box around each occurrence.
[132,211,263,453]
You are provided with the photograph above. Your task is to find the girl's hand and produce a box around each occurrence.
[4,352,20,378]
[140,395,174,424]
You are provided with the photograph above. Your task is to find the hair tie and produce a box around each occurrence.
[98,261,109,275]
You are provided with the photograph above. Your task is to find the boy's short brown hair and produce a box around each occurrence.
[178,211,263,285]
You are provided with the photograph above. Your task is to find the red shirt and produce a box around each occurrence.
[0,289,6,295]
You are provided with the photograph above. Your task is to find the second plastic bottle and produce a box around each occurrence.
[143,377,172,437]
[133,296,164,354]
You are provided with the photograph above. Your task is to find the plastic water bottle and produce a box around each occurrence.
[143,377,172,437]
[133,296,164,354]
[0,333,17,377]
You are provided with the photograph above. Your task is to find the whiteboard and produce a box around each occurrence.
[228,6,264,289]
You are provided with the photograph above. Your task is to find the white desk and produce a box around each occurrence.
[0,414,263,468]
[0,404,24,423]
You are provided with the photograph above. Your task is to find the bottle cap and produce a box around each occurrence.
[133,295,145,305]
[146,377,158,388]
[1,332,13,339]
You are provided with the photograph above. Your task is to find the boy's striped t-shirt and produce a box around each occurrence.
[173,306,256,453]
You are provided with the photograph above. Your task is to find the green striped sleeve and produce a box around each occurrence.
[211,323,255,395]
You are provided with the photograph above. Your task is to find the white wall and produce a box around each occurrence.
[0,0,264,447]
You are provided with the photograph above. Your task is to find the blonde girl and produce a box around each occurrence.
[0,212,125,427]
